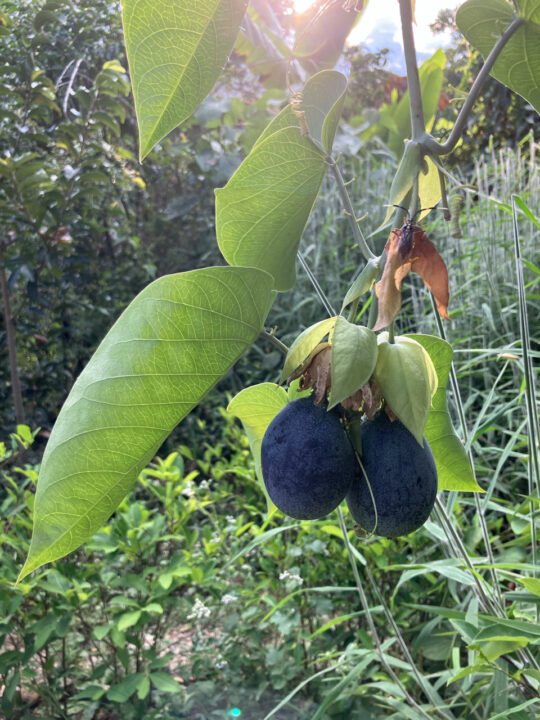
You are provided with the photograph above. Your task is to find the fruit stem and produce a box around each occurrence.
[388,321,395,343]
[259,330,289,356]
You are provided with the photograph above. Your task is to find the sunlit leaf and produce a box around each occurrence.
[300,69,348,153]
[19,267,273,581]
[294,1,368,71]
[122,0,249,159]
[216,120,326,291]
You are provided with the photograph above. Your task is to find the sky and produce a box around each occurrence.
[294,0,458,72]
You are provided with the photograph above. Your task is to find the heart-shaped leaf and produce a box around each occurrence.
[19,266,273,581]
[122,0,249,159]
[456,0,540,114]
[373,334,438,444]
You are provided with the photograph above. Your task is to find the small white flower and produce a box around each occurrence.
[215,657,228,669]
[211,531,220,543]
[279,570,303,585]
[187,598,211,620]
[199,479,210,489]
[182,481,195,498]
[226,515,235,524]
[221,593,237,605]
[241,564,250,571]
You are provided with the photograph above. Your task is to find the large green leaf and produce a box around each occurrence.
[407,334,481,492]
[19,266,273,581]
[328,318,378,410]
[456,0,540,114]
[122,0,249,159]
[227,382,288,507]
[216,71,347,291]
[373,334,438,445]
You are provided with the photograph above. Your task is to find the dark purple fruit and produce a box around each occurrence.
[346,412,437,537]
[261,396,356,520]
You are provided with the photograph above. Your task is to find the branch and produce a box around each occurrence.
[399,0,424,139]
[426,17,525,156]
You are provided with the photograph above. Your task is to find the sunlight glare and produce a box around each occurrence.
[293,0,318,13]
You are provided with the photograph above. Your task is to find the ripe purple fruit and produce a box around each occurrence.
[261,396,356,520]
[346,411,437,537]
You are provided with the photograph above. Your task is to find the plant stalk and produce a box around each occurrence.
[328,159,376,262]
[399,0,425,140]
[0,243,25,425]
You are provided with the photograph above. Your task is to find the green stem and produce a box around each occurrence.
[426,17,525,156]
[259,330,289,356]
[327,159,376,262]
[399,0,425,140]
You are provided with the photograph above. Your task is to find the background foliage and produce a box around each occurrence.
[1,0,539,718]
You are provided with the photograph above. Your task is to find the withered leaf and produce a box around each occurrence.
[373,223,450,331]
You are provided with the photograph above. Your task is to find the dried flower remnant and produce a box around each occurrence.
[374,221,450,332]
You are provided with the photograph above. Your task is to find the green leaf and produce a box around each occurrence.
[107,673,144,702]
[300,70,348,153]
[387,49,446,157]
[476,637,530,662]
[137,675,151,700]
[379,141,421,227]
[216,121,326,290]
[373,334,437,445]
[227,382,288,504]
[456,0,540,114]
[341,258,380,312]
[328,318,377,410]
[150,671,182,693]
[117,610,142,631]
[406,334,481,492]
[18,266,273,581]
[517,576,540,597]
[281,317,337,382]
[447,663,491,685]
[122,0,249,159]
[216,70,347,291]
[418,156,442,221]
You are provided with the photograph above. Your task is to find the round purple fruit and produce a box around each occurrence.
[261,397,356,520]
[346,412,437,537]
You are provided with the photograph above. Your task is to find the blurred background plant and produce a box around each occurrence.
[1,0,539,718]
